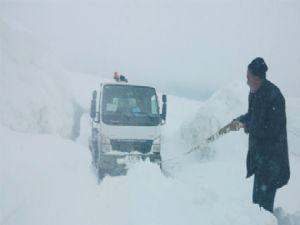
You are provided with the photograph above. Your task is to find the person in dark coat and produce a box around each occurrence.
[232,57,290,213]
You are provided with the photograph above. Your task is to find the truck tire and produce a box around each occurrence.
[90,143,98,168]
[98,167,106,181]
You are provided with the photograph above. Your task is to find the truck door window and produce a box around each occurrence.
[105,97,118,112]
[151,95,158,114]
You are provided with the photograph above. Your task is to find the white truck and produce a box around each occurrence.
[89,75,167,180]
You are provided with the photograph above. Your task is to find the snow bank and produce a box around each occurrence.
[0,18,75,138]
[286,97,300,157]
[0,18,111,138]
[164,80,250,165]
[180,80,248,147]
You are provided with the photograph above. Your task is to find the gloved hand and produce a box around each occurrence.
[243,124,249,134]
[229,120,244,131]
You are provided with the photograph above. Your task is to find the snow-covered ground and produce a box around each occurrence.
[1,16,300,225]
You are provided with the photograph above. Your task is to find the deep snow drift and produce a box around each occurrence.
[1,16,300,225]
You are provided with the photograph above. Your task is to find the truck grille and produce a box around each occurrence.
[110,139,153,154]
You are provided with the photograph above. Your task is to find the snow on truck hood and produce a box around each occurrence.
[100,123,161,140]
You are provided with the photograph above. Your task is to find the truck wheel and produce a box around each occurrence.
[92,147,99,168]
[98,167,106,182]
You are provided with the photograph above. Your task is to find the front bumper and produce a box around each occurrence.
[98,152,161,177]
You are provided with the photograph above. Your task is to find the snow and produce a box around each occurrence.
[0,18,74,138]
[0,124,276,225]
[1,9,300,225]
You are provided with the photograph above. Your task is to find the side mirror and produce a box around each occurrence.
[90,90,97,119]
[161,94,167,124]
[162,94,167,103]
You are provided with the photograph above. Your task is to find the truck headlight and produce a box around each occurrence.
[151,137,161,153]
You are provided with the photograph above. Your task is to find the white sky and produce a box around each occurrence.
[1,0,300,99]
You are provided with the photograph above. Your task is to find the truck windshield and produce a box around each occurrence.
[101,84,160,126]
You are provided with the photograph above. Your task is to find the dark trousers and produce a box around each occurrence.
[253,174,277,213]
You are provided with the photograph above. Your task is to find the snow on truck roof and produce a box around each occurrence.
[99,80,157,90]
[97,73,157,90]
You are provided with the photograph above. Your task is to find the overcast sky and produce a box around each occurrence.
[1,0,300,100]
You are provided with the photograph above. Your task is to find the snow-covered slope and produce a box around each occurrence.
[0,18,74,138]
[0,18,112,139]
[180,80,248,147]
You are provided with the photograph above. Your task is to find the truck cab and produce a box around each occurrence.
[89,76,167,180]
